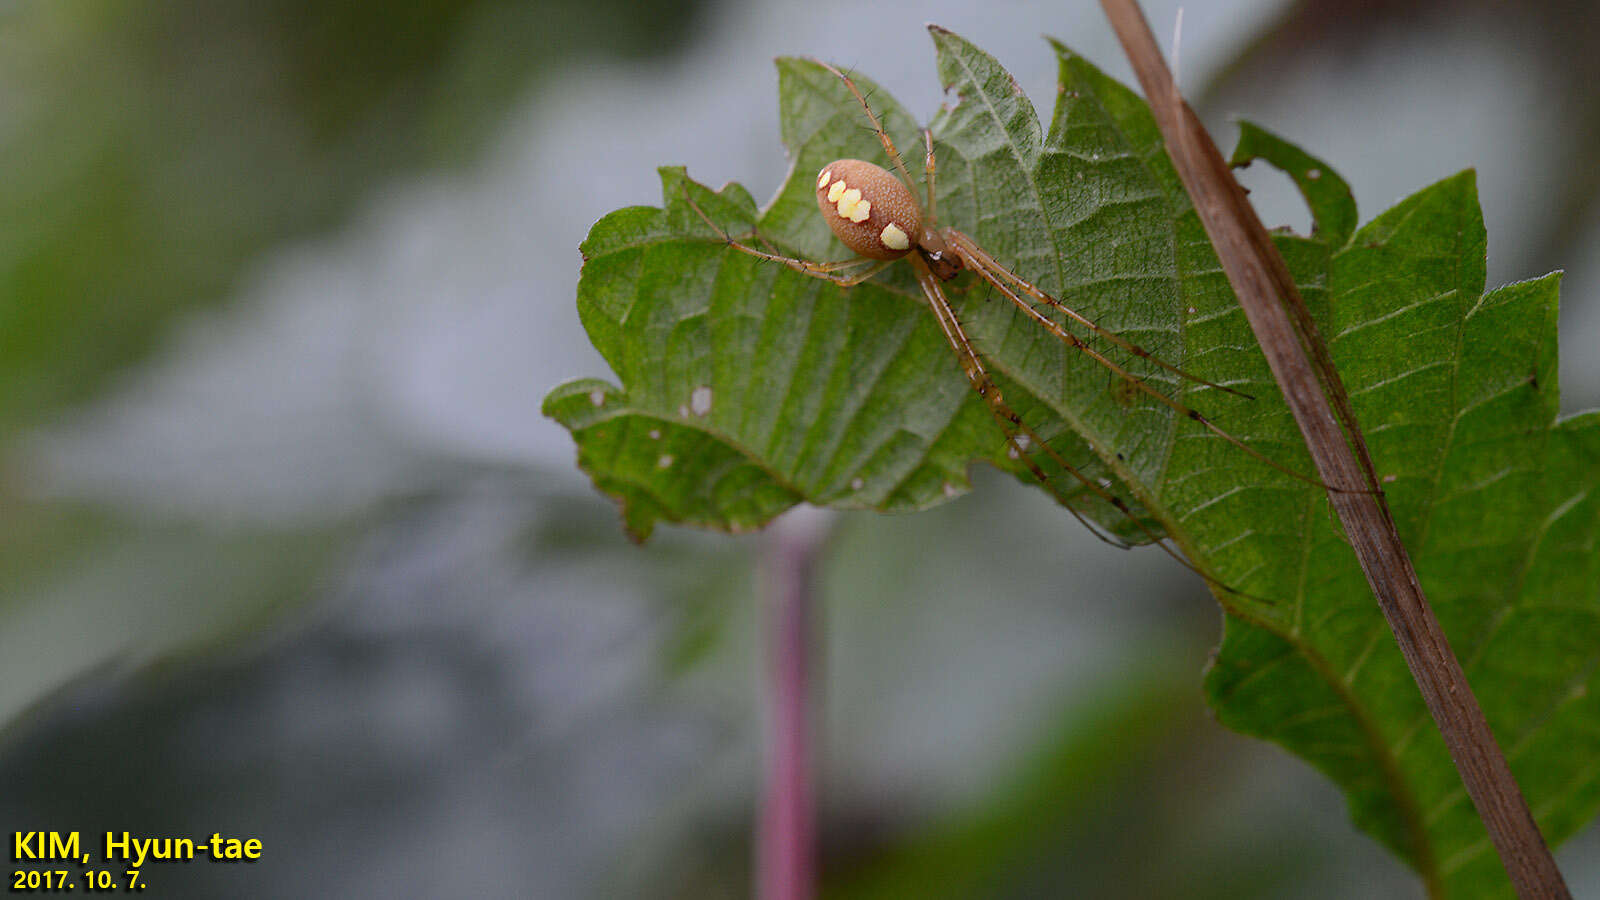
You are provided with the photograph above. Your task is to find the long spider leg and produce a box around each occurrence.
[676,185,813,262]
[806,58,917,192]
[945,230,1253,400]
[910,255,1267,603]
[912,259,1136,552]
[922,129,938,227]
[944,237,1350,493]
[682,187,890,286]
[748,250,888,287]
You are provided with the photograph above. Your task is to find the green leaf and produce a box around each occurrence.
[1230,120,1358,246]
[544,28,1600,896]
[1207,127,1599,897]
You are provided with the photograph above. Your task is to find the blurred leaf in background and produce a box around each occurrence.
[0,0,701,728]
[0,0,698,429]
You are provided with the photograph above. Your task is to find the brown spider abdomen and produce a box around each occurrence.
[814,159,922,261]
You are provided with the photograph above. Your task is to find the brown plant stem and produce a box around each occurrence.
[1097,2,1572,897]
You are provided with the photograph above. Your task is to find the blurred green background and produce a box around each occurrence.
[1,0,1597,896]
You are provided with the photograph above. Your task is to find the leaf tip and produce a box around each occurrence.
[927,23,968,56]
[1044,36,1076,62]
[772,55,806,81]
[623,519,653,544]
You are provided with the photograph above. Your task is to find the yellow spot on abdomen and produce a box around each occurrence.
[817,168,832,189]
[835,187,870,223]
[879,222,910,251]
[826,179,846,202]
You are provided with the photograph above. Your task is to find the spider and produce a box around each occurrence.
[687,59,1322,599]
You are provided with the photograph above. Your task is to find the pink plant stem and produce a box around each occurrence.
[757,509,833,900]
